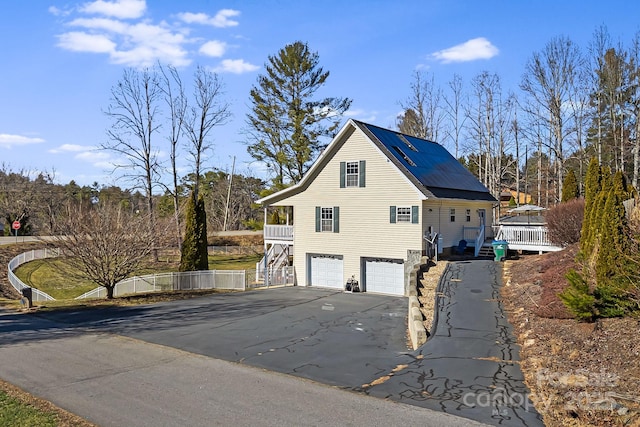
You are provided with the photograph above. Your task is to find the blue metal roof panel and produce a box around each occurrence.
[357,121,495,200]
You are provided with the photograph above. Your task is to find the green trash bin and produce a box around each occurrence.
[492,240,508,262]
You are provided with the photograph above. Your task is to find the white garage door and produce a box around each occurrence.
[365,259,404,295]
[310,255,343,288]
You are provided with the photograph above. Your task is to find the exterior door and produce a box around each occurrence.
[478,209,486,228]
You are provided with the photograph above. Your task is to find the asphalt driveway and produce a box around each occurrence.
[1,260,543,426]
[27,287,410,388]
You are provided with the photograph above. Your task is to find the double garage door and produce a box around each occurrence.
[308,254,404,295]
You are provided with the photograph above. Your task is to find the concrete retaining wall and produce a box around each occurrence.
[407,256,430,350]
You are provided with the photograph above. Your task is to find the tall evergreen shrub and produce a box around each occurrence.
[561,169,579,202]
[180,192,209,272]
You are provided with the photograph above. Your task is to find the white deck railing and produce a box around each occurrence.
[495,225,562,252]
[264,225,294,242]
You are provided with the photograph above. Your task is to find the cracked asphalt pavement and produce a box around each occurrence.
[0,260,543,426]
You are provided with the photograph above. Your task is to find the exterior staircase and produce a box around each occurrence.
[476,241,495,258]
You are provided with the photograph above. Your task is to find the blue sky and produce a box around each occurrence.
[1,0,639,188]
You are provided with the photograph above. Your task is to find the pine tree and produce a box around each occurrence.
[180,192,209,271]
[561,169,579,202]
[246,41,352,187]
[560,269,596,321]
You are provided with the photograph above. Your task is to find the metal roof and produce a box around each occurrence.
[353,121,496,202]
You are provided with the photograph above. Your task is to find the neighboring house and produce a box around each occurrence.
[499,187,533,217]
[256,120,497,296]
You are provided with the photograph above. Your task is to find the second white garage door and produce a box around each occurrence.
[309,254,344,289]
[364,259,405,295]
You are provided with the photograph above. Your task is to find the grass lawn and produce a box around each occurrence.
[0,380,94,427]
[14,259,97,300]
[13,253,263,301]
[0,390,57,427]
[208,253,261,270]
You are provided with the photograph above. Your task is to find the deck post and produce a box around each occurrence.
[264,206,269,288]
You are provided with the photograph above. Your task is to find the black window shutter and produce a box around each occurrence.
[315,207,321,232]
[359,160,366,187]
[333,207,340,233]
[390,206,396,223]
[412,205,419,224]
[339,162,346,188]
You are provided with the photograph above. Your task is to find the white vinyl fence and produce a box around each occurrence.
[7,249,58,302]
[75,269,256,300]
[8,248,257,301]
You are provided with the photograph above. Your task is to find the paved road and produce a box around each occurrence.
[0,329,483,427]
[0,260,542,426]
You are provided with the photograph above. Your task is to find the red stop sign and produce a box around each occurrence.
[12,221,21,230]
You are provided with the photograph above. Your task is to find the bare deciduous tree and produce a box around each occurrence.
[520,36,583,203]
[443,73,466,158]
[465,72,516,199]
[183,66,231,199]
[48,202,155,299]
[159,64,187,250]
[103,67,162,260]
[397,70,443,141]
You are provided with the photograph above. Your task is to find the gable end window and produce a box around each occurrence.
[340,161,366,188]
[315,206,340,233]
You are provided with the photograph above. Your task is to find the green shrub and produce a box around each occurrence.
[560,269,596,321]
[180,192,209,271]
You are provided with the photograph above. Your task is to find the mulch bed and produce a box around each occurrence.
[503,245,640,426]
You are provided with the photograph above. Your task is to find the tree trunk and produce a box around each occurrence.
[106,285,115,300]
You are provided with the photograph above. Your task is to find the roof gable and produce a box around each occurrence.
[257,119,496,205]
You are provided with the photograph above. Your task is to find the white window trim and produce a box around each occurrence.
[345,161,359,188]
[321,207,334,232]
[396,207,412,223]
[450,208,456,222]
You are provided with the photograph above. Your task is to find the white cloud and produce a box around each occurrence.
[49,144,93,154]
[431,37,499,63]
[69,17,129,33]
[60,18,189,67]
[49,6,71,17]
[0,134,45,148]
[80,0,146,19]
[213,59,259,74]
[344,109,377,123]
[178,9,240,28]
[111,22,190,67]
[199,40,226,57]
[76,150,115,169]
[57,31,116,53]
[55,3,242,68]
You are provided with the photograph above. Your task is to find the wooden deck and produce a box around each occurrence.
[495,225,563,253]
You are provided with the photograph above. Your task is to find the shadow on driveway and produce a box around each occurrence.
[2,261,544,426]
